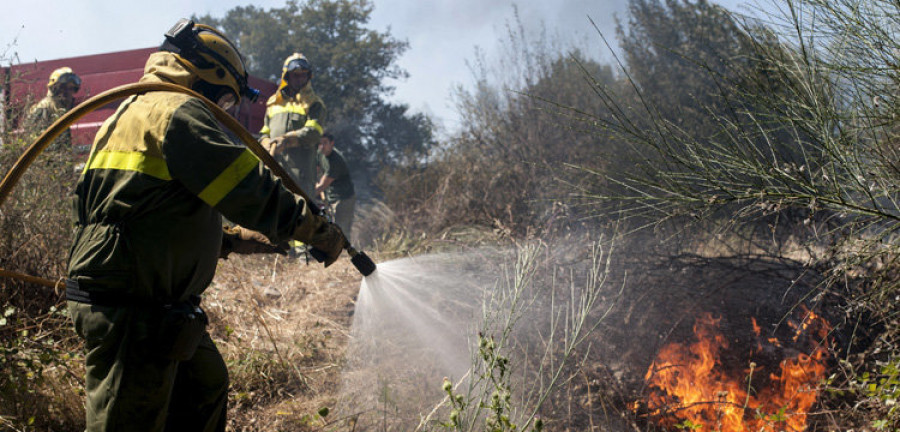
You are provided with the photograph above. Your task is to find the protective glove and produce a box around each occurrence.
[293,208,346,267]
[260,136,283,155]
[278,135,300,153]
[292,127,321,151]
[219,226,288,259]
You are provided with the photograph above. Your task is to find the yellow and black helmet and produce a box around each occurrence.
[47,67,81,92]
[279,53,313,88]
[160,19,259,104]
[282,53,312,79]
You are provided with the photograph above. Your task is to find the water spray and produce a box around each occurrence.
[0,81,376,286]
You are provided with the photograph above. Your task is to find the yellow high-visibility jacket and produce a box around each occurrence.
[67,52,313,303]
[259,83,325,195]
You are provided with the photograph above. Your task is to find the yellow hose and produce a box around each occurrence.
[0,81,366,287]
[0,82,312,206]
[0,269,64,290]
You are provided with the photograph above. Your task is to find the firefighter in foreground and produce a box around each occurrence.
[24,66,81,151]
[65,20,344,431]
[258,53,325,195]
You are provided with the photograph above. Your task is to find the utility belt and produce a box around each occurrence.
[66,279,208,361]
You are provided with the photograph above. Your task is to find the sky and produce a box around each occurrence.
[0,0,757,132]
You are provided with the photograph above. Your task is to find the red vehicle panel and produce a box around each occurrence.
[2,47,276,151]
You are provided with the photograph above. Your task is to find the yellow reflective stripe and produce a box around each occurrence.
[268,104,307,116]
[197,149,259,207]
[84,150,171,180]
[304,119,323,135]
[259,125,271,135]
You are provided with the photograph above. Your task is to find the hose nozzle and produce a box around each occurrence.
[348,247,377,276]
[307,245,377,276]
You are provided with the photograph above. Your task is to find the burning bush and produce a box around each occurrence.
[641,310,831,432]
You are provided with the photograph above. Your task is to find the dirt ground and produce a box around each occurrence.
[205,251,366,431]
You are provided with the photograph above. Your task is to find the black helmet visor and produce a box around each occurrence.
[58,73,82,91]
[285,58,311,72]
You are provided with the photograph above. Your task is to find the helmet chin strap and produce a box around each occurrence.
[192,80,236,109]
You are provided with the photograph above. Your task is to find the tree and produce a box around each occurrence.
[377,10,620,236]
[581,0,828,229]
[616,0,755,140]
[366,101,436,168]
[198,0,435,181]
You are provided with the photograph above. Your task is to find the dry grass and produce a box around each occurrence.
[0,126,85,430]
[208,252,367,431]
[0,247,370,431]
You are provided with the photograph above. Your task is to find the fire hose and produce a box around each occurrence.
[0,82,376,289]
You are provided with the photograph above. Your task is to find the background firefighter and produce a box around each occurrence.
[23,66,81,153]
[316,132,356,242]
[258,53,325,196]
[65,19,344,432]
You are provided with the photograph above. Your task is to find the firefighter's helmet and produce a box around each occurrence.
[281,53,313,83]
[160,19,259,105]
[47,67,81,92]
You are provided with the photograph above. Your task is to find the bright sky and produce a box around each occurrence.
[1,0,756,132]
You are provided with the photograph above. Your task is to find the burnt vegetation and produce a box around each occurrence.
[2,0,899,430]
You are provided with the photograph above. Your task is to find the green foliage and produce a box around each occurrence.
[617,0,758,139]
[847,358,900,429]
[421,240,617,431]
[762,405,789,424]
[565,0,811,230]
[675,419,702,430]
[226,346,307,402]
[368,101,436,168]
[563,0,900,429]
[378,13,618,236]
[576,0,899,236]
[287,405,330,428]
[477,335,516,431]
[316,405,329,418]
[198,0,436,176]
[440,335,524,432]
[0,96,84,430]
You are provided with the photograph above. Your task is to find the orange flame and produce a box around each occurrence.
[643,310,830,432]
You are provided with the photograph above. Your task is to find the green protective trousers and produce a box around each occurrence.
[329,194,356,242]
[68,302,228,432]
[276,134,319,198]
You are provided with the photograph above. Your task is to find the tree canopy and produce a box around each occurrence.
[197,0,435,181]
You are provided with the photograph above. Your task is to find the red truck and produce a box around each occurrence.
[1,47,276,152]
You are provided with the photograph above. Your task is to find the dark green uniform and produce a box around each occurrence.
[24,92,72,152]
[317,148,356,239]
[259,86,325,196]
[67,52,313,432]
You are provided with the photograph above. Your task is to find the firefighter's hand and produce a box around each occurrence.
[220,226,288,259]
[309,222,345,267]
[293,213,346,267]
[261,137,284,155]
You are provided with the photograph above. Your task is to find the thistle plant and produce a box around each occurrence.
[423,238,620,431]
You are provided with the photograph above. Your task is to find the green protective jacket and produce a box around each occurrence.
[259,84,325,194]
[25,92,72,152]
[67,52,310,303]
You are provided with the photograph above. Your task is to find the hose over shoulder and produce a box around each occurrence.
[0,81,375,282]
[0,82,311,207]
